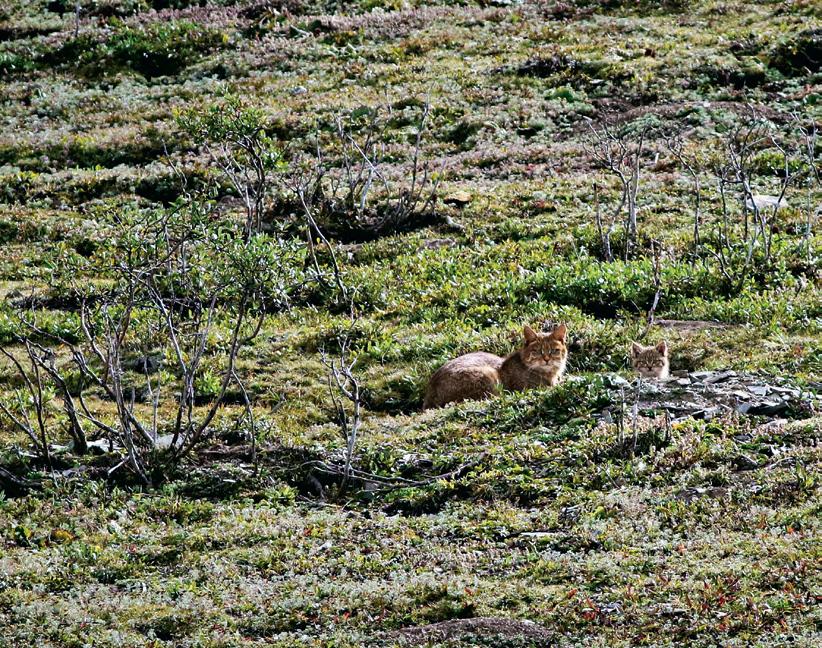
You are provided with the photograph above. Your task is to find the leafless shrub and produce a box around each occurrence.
[593,181,616,262]
[707,106,799,282]
[3,203,300,484]
[646,239,663,328]
[585,117,650,259]
[320,333,362,487]
[0,343,55,466]
[792,113,820,261]
[291,103,441,242]
[664,131,702,256]
[177,96,286,241]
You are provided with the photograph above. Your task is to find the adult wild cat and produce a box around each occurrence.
[423,324,568,410]
[630,340,670,379]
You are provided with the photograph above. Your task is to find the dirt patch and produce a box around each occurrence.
[393,617,553,646]
[654,318,733,334]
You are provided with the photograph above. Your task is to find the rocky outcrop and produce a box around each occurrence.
[599,370,819,423]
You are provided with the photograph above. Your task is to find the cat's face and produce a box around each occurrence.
[630,341,670,379]
[521,324,568,368]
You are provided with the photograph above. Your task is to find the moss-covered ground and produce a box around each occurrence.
[0,0,820,645]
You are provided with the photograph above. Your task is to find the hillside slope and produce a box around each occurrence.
[0,1,820,646]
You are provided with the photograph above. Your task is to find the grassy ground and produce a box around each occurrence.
[0,0,820,646]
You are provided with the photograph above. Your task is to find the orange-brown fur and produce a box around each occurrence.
[423,325,568,410]
[630,340,670,379]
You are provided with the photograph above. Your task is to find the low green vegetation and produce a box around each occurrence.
[0,0,819,646]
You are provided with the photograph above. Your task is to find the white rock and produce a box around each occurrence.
[745,194,788,212]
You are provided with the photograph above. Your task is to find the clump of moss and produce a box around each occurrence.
[42,20,229,78]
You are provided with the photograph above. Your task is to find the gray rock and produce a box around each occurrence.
[155,434,183,449]
[131,354,162,375]
[732,454,759,471]
[86,438,120,454]
[605,373,631,387]
[703,371,736,384]
[746,194,789,212]
[753,419,787,434]
[419,238,457,251]
[737,401,788,416]
[691,405,728,420]
[599,602,624,616]
[602,370,818,424]
[689,371,713,380]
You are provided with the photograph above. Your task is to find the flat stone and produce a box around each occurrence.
[703,371,736,384]
[86,438,119,454]
[155,434,184,449]
[746,194,789,211]
[753,419,787,434]
[733,454,760,471]
[689,371,713,380]
[692,406,727,420]
[600,371,812,425]
[599,602,623,616]
[395,617,553,643]
[60,466,92,478]
[442,190,472,206]
[656,604,688,617]
[737,401,788,416]
[419,238,456,250]
[605,374,631,387]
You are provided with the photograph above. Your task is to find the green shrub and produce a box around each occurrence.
[523,258,731,318]
[0,49,37,77]
[0,220,16,244]
[41,20,229,78]
[769,28,821,76]
[107,21,228,77]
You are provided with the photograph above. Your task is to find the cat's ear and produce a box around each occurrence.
[656,340,668,356]
[631,341,642,356]
[551,323,567,342]
[523,325,537,344]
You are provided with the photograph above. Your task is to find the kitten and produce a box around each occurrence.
[423,324,568,410]
[630,340,670,379]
